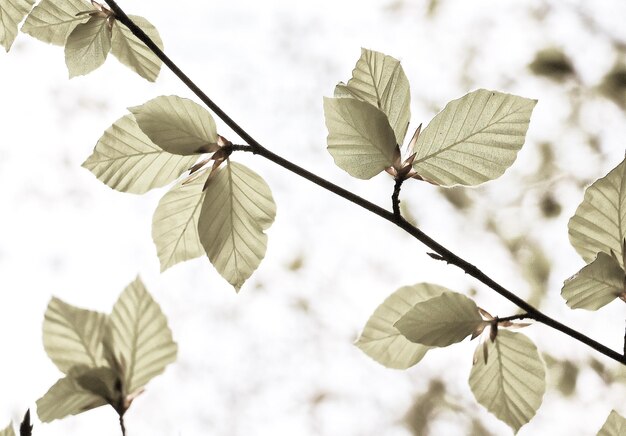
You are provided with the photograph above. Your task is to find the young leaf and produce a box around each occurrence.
[412,89,537,186]
[152,170,208,272]
[0,422,15,436]
[395,291,484,347]
[111,15,163,82]
[198,161,276,291]
[36,366,107,423]
[469,330,545,433]
[0,0,34,52]
[21,0,90,45]
[75,366,118,401]
[64,15,112,77]
[130,95,218,155]
[323,97,397,179]
[568,157,626,268]
[355,283,448,369]
[335,48,411,144]
[42,297,108,374]
[108,277,177,396]
[561,252,625,310]
[598,410,626,436]
[82,114,198,194]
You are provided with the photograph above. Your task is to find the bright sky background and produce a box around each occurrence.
[1,0,626,435]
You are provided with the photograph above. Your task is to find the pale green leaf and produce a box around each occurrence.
[21,0,90,45]
[130,95,218,155]
[324,97,397,179]
[64,15,112,77]
[562,252,624,310]
[152,170,208,272]
[395,291,483,347]
[82,114,197,194]
[108,277,177,396]
[43,297,108,374]
[0,422,15,436]
[0,0,34,51]
[598,410,626,436]
[335,48,411,144]
[36,366,107,423]
[111,15,163,82]
[469,330,546,433]
[412,89,537,186]
[198,161,276,291]
[569,157,626,268]
[355,283,448,369]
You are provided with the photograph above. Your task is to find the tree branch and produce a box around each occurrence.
[392,178,403,219]
[104,0,626,366]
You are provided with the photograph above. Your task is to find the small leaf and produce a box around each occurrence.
[598,410,626,436]
[469,330,545,433]
[0,422,15,436]
[64,15,112,77]
[569,157,626,268]
[82,114,198,194]
[152,169,208,271]
[108,277,177,396]
[111,15,163,82]
[36,366,107,423]
[412,89,537,186]
[21,0,90,45]
[42,297,108,374]
[0,0,34,51]
[561,252,625,310]
[355,283,448,369]
[198,161,276,291]
[335,48,411,144]
[324,97,397,179]
[395,291,484,347]
[130,95,218,155]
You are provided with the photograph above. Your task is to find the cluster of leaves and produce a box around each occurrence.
[2,0,162,81]
[82,95,277,291]
[35,277,176,423]
[562,157,626,310]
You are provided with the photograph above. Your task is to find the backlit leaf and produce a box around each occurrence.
[21,0,90,45]
[412,89,536,186]
[469,330,545,433]
[569,157,626,268]
[324,97,397,179]
[561,252,624,310]
[355,283,448,369]
[42,297,108,374]
[0,0,34,51]
[82,114,197,194]
[75,366,118,401]
[395,291,484,347]
[198,161,276,291]
[108,277,177,396]
[0,422,15,436]
[111,15,163,82]
[36,366,107,423]
[335,48,411,144]
[152,170,208,272]
[64,15,112,77]
[130,95,218,155]
[598,410,626,436]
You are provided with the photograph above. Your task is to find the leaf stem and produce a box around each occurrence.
[392,178,403,219]
[497,313,531,323]
[104,0,626,366]
[119,413,126,436]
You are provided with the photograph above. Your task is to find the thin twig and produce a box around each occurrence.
[103,0,626,366]
[119,413,126,436]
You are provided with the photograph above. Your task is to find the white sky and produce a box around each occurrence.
[1,0,626,435]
